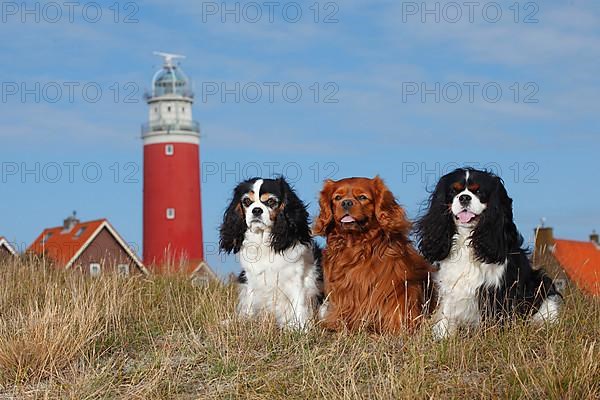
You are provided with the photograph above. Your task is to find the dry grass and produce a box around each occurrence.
[0,259,598,399]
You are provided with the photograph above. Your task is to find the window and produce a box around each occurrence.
[89,263,101,277]
[74,226,86,238]
[117,264,130,276]
[167,106,171,112]
[166,208,176,220]
[165,144,174,156]
[554,279,567,292]
[182,107,185,112]
[41,232,52,244]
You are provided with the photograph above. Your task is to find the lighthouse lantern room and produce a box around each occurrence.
[142,52,204,273]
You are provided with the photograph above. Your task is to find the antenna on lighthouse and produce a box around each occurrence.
[153,51,185,67]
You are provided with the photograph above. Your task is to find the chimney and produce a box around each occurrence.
[63,211,80,232]
[533,224,555,267]
[591,230,599,245]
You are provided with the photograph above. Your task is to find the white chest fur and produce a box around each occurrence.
[433,229,506,338]
[240,230,309,285]
[238,229,319,329]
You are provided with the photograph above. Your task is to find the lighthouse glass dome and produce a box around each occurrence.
[151,65,193,98]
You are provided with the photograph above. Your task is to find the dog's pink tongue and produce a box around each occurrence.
[457,210,476,223]
[341,215,355,223]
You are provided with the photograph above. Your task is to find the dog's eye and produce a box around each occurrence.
[358,195,368,201]
[265,198,278,208]
[334,195,342,201]
[241,198,252,208]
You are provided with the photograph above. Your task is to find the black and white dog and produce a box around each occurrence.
[416,168,561,339]
[219,177,322,330]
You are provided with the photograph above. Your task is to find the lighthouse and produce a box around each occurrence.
[142,52,204,273]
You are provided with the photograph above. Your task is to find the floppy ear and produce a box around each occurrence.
[271,177,311,253]
[219,184,247,254]
[313,179,335,236]
[471,177,520,264]
[373,176,410,236]
[415,175,456,262]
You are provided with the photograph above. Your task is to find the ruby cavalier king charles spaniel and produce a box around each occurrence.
[314,176,432,333]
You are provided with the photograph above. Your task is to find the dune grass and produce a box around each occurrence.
[0,259,598,399]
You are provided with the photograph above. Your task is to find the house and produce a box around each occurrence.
[191,260,219,285]
[533,226,600,296]
[27,212,148,276]
[0,236,17,262]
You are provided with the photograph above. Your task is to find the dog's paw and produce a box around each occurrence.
[531,295,562,325]
[318,299,330,320]
[432,318,451,341]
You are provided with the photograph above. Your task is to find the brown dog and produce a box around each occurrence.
[314,177,432,333]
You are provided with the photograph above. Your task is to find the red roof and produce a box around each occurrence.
[553,239,600,296]
[28,219,106,267]
[27,219,145,272]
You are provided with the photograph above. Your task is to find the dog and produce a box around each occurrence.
[314,176,432,333]
[219,177,322,330]
[415,168,561,339]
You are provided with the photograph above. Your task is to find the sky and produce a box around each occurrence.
[1,0,599,276]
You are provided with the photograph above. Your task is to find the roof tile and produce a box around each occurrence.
[553,239,600,296]
[27,219,106,268]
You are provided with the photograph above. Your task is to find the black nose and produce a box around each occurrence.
[459,194,472,205]
[252,207,263,216]
[341,199,354,210]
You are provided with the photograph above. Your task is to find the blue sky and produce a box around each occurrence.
[1,0,599,276]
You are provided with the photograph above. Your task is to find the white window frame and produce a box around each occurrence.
[117,264,130,276]
[89,263,101,277]
[166,208,176,220]
[165,144,174,156]
[554,279,567,292]
[42,232,52,243]
[74,227,86,238]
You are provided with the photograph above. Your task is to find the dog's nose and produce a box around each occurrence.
[459,194,472,205]
[341,199,354,210]
[252,207,263,216]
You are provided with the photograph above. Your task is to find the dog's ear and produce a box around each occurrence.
[219,183,248,254]
[313,179,336,236]
[373,176,411,236]
[471,176,520,264]
[415,174,456,262]
[271,177,311,253]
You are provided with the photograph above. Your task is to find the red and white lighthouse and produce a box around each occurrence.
[142,52,204,273]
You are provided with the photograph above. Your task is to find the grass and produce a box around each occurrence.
[0,259,598,399]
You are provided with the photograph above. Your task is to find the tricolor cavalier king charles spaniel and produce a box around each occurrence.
[415,168,561,339]
[219,177,322,330]
[314,177,432,333]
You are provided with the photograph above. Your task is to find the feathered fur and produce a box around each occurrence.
[220,177,322,329]
[415,168,561,338]
[315,176,432,333]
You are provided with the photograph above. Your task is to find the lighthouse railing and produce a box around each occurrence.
[143,89,195,101]
[141,121,200,136]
